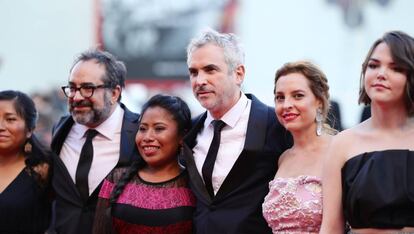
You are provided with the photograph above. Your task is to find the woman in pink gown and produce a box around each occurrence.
[262,61,336,233]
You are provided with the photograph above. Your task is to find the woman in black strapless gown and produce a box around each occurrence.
[320,31,414,234]
[0,90,53,234]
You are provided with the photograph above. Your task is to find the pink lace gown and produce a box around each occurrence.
[262,175,322,234]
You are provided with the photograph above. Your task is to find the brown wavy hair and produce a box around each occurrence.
[274,61,330,120]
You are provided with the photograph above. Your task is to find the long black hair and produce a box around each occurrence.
[0,90,53,187]
[108,94,192,208]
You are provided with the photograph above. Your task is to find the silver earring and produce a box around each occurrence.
[316,108,323,136]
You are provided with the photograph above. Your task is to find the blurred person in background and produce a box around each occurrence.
[184,29,291,234]
[262,61,336,233]
[321,31,414,233]
[359,105,371,122]
[32,89,68,146]
[51,49,140,234]
[327,100,343,131]
[93,94,195,234]
[32,93,55,145]
[0,90,53,233]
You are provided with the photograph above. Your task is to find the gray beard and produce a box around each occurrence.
[71,94,112,127]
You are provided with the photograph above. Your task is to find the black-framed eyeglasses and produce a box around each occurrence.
[61,84,110,98]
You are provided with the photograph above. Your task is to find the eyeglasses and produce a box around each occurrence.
[61,84,110,98]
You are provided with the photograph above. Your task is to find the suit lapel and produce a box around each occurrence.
[51,116,73,155]
[214,94,270,200]
[183,113,212,202]
[184,113,206,148]
[51,116,82,200]
[118,105,140,167]
[182,144,212,203]
[53,154,81,199]
[184,97,272,202]
[51,104,140,202]
[243,94,270,152]
[79,105,139,204]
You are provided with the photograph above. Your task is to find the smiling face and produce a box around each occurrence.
[68,60,119,128]
[0,100,30,155]
[135,106,182,169]
[274,72,321,134]
[364,42,408,107]
[188,43,244,118]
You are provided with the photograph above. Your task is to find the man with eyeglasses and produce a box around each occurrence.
[50,49,140,234]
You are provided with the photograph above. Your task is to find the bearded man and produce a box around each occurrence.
[50,50,140,234]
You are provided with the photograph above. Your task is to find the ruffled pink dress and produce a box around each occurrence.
[262,175,322,234]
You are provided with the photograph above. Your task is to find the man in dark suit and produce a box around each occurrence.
[183,29,291,234]
[51,50,140,234]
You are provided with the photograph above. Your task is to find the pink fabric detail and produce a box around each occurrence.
[116,183,196,210]
[262,175,322,233]
[113,217,192,234]
[99,179,114,199]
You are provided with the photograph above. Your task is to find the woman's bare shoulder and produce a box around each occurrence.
[277,149,292,167]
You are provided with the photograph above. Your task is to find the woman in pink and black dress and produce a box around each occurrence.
[93,94,195,234]
[262,61,336,233]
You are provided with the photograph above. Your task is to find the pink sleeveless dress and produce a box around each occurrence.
[262,175,322,233]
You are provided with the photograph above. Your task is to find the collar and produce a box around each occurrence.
[205,92,249,128]
[75,104,124,140]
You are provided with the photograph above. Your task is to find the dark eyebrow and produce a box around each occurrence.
[4,112,18,117]
[291,89,305,93]
[275,89,305,95]
[154,122,168,126]
[68,82,96,86]
[369,57,397,66]
[203,64,221,71]
[139,122,167,127]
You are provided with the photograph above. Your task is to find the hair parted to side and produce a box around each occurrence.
[0,90,38,131]
[186,28,245,73]
[0,90,52,187]
[274,61,331,125]
[359,30,414,115]
[108,94,192,210]
[70,49,127,101]
[139,94,192,136]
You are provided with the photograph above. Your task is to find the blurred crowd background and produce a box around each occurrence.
[1,0,414,145]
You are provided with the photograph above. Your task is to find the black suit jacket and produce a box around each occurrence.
[183,94,291,234]
[50,103,139,234]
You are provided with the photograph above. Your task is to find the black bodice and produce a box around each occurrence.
[342,150,414,229]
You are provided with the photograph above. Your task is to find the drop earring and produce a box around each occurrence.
[316,108,323,136]
[24,141,32,153]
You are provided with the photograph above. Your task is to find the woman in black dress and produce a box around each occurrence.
[0,90,53,233]
[321,31,414,233]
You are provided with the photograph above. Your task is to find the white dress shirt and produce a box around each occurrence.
[193,93,252,195]
[59,104,124,195]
